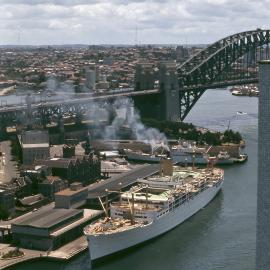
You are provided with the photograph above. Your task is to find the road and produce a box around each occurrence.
[0,141,19,184]
[0,89,159,113]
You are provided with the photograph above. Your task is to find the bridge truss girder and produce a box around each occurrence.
[179,89,205,121]
[178,29,270,120]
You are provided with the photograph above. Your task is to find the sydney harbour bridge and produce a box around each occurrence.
[0,29,269,131]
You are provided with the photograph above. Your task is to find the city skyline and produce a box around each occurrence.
[0,0,269,45]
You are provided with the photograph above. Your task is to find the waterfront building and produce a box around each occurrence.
[11,208,98,251]
[38,176,68,200]
[35,155,101,185]
[0,188,15,215]
[62,144,75,158]
[19,130,50,165]
[54,182,88,209]
[17,194,48,212]
[256,60,270,269]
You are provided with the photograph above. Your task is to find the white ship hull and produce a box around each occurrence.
[86,181,223,260]
[172,153,234,165]
[216,159,234,165]
[172,154,207,164]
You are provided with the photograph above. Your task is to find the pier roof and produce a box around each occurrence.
[12,208,82,229]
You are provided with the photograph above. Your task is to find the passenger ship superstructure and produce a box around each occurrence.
[84,163,224,261]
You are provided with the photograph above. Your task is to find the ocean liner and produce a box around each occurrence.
[84,160,224,261]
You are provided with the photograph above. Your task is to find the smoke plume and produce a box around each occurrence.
[103,97,169,153]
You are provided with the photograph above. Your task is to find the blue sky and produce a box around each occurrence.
[0,0,268,45]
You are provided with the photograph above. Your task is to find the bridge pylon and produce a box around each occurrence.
[57,116,65,144]
[134,62,155,91]
[133,61,180,122]
[158,61,180,122]
[25,94,33,129]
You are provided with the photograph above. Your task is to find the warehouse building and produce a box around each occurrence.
[19,130,50,165]
[54,182,88,209]
[35,155,101,185]
[11,208,101,251]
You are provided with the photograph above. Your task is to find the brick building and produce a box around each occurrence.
[35,155,101,185]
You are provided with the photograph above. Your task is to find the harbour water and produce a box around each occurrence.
[9,89,258,270]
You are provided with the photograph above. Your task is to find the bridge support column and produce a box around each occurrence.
[40,113,50,128]
[75,112,83,126]
[256,60,270,269]
[25,94,33,129]
[57,116,65,144]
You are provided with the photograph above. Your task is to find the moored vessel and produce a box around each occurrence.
[171,141,234,165]
[84,161,224,261]
[123,148,167,163]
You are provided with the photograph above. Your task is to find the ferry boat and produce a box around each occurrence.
[84,161,224,261]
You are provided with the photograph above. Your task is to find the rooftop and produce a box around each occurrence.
[55,186,87,196]
[12,208,82,229]
[22,143,49,148]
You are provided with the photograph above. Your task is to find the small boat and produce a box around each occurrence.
[237,111,247,115]
[216,151,234,165]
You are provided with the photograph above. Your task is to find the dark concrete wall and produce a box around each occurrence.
[256,61,270,269]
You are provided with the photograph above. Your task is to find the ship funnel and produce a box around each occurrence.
[160,158,173,176]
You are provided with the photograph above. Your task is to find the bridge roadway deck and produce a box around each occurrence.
[0,89,159,114]
[183,77,258,91]
[88,162,178,199]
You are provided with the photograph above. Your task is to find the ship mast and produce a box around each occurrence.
[131,193,135,224]
[98,196,109,217]
[145,184,149,209]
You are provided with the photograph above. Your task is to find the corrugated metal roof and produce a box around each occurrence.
[12,208,82,229]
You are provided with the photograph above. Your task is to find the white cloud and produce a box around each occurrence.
[0,0,269,44]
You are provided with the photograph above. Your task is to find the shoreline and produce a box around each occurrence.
[0,235,88,270]
[0,87,16,97]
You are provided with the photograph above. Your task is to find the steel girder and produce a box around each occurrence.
[178,29,270,120]
[0,101,112,127]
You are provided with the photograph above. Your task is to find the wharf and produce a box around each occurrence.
[0,163,177,269]
[88,163,164,198]
[0,237,88,270]
[0,209,102,270]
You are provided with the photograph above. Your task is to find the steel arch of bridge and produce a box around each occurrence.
[177,29,270,120]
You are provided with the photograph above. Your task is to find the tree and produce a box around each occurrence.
[202,131,221,146]
[222,129,242,144]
